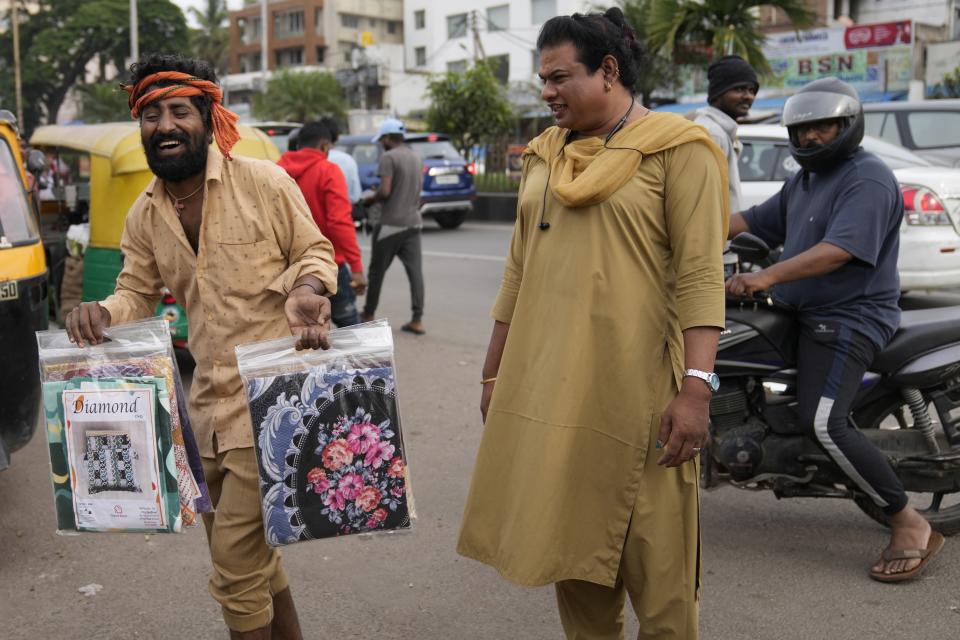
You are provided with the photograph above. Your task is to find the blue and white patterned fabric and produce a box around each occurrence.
[245,366,411,546]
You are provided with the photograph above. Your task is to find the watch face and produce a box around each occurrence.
[706,373,720,392]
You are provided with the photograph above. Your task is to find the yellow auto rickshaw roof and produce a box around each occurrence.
[1,120,28,186]
[29,122,279,173]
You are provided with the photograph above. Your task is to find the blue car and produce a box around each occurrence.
[336,132,476,229]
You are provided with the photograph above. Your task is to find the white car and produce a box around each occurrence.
[738,124,960,291]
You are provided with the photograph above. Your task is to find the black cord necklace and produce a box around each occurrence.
[537,98,638,232]
[604,98,636,146]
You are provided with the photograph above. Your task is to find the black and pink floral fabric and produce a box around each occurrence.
[245,366,412,546]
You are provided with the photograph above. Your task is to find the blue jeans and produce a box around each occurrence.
[330,263,359,327]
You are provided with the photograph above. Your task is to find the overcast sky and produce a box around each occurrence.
[171,0,244,27]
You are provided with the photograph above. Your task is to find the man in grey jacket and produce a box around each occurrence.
[694,55,758,213]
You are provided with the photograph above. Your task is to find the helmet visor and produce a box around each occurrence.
[782,91,861,128]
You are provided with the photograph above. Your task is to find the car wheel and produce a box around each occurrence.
[434,210,466,229]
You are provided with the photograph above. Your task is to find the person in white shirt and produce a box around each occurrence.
[693,55,758,213]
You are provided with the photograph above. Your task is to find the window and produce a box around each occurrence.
[239,16,262,45]
[447,13,467,39]
[275,47,304,68]
[865,112,903,146]
[240,53,262,73]
[447,59,467,73]
[488,54,509,84]
[315,8,324,35]
[341,41,355,63]
[531,0,556,25]
[907,111,960,148]
[414,46,427,67]
[738,140,795,182]
[388,20,399,34]
[414,10,425,29]
[864,112,884,138]
[316,46,327,64]
[274,9,304,39]
[487,5,509,32]
[350,143,380,164]
[0,139,39,244]
[341,13,359,28]
[409,139,462,161]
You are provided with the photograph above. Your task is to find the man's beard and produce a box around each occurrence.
[144,130,209,182]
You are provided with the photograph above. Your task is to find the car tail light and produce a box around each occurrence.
[162,293,177,305]
[427,133,439,142]
[466,162,477,175]
[902,186,951,226]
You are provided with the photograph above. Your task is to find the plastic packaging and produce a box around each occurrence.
[236,320,415,547]
[36,318,209,534]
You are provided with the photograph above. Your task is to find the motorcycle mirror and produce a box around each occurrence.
[26,149,46,176]
[730,233,771,263]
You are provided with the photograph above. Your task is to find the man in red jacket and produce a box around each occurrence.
[278,121,367,326]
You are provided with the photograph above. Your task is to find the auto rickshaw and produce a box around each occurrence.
[0,111,48,470]
[29,122,280,356]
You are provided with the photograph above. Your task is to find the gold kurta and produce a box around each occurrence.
[457,113,728,588]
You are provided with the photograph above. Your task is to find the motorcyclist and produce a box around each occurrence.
[725,78,944,582]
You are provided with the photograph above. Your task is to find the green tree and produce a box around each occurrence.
[931,65,960,99]
[189,0,229,77]
[77,82,131,123]
[425,62,514,159]
[620,0,681,106]
[646,0,815,73]
[253,70,347,122]
[0,0,187,133]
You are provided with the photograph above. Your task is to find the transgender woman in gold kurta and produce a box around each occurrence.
[456,37,729,636]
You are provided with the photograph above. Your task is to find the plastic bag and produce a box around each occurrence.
[36,318,209,534]
[236,320,415,547]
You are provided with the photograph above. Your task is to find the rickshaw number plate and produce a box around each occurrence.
[0,280,18,301]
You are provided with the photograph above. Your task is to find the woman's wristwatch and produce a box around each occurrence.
[683,369,720,393]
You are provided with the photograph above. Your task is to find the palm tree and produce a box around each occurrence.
[253,70,348,122]
[619,0,681,106]
[646,0,815,73]
[77,82,131,123]
[189,0,229,77]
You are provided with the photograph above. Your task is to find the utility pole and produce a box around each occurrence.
[130,0,139,61]
[260,0,269,86]
[12,1,23,127]
[470,10,486,63]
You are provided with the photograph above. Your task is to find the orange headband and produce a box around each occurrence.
[125,71,240,159]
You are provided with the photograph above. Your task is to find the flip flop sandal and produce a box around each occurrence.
[869,530,945,583]
[401,323,426,336]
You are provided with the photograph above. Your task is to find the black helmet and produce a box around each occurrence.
[782,78,864,172]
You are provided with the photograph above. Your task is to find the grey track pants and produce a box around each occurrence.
[363,226,424,322]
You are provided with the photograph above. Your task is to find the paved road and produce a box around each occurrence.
[1,222,957,639]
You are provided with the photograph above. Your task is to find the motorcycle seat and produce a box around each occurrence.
[873,307,960,373]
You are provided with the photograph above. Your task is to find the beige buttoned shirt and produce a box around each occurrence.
[102,149,338,457]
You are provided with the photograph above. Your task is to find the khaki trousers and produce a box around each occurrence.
[202,447,289,632]
[555,442,701,640]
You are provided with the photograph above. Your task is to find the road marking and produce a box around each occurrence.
[359,245,505,262]
[423,250,506,262]
[458,222,514,231]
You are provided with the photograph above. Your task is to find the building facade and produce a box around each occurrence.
[402,0,594,86]
[224,0,413,117]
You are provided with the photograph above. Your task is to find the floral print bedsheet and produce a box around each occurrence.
[245,366,412,546]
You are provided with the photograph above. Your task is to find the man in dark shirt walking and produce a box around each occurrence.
[726,78,943,582]
[361,118,426,335]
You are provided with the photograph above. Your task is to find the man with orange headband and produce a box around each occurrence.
[65,54,338,640]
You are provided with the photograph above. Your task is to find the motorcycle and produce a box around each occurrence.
[705,234,960,534]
